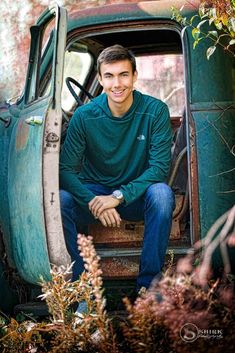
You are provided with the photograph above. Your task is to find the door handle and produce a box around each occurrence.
[25,116,43,126]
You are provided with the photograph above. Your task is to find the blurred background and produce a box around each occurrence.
[0,0,142,102]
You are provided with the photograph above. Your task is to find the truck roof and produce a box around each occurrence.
[67,0,199,31]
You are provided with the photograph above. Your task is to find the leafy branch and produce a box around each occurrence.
[172,1,235,59]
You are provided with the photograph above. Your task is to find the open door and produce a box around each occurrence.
[8,5,69,284]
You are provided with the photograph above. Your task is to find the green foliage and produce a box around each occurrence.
[172,1,235,59]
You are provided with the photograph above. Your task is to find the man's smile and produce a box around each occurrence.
[112,89,126,95]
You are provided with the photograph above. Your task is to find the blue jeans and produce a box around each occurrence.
[60,183,175,290]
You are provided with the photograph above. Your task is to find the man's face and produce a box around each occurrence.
[98,59,137,108]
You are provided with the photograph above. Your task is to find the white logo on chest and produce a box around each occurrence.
[137,134,145,141]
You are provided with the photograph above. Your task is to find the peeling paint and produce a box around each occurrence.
[15,119,30,150]
[100,256,139,278]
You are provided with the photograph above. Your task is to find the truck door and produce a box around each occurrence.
[8,5,70,284]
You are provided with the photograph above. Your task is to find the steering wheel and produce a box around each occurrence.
[66,77,94,106]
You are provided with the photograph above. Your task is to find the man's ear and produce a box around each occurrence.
[133,70,138,83]
[98,74,103,87]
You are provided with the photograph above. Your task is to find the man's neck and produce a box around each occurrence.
[108,95,134,118]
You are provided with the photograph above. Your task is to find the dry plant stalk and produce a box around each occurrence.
[76,234,112,345]
[0,234,117,353]
[177,205,235,286]
[122,206,235,353]
[38,262,85,323]
[123,272,235,353]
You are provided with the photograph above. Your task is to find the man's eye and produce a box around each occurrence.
[122,73,129,77]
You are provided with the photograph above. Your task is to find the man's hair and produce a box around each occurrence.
[97,44,136,75]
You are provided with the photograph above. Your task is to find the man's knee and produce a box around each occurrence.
[145,183,175,213]
[60,189,76,209]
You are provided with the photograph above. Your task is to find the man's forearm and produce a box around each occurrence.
[59,167,95,211]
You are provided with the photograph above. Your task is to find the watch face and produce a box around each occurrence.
[113,190,123,199]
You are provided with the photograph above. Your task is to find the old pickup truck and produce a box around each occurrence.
[0,0,234,313]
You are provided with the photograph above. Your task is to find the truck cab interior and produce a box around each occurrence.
[56,23,191,284]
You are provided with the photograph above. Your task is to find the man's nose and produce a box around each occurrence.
[113,76,121,87]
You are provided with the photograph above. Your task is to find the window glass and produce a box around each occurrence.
[135,54,185,116]
[61,51,92,111]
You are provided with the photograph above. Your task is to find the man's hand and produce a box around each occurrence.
[98,208,122,228]
[89,195,120,218]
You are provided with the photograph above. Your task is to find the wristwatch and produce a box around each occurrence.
[112,190,124,203]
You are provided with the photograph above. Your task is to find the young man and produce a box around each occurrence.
[59,44,175,292]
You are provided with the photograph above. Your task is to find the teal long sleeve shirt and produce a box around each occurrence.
[59,90,172,211]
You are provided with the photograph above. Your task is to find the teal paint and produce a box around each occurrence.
[192,109,235,237]
[0,113,17,268]
[8,103,51,284]
[189,34,235,104]
[186,22,235,236]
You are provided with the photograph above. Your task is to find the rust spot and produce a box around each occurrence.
[170,219,181,240]
[90,195,187,246]
[189,113,200,242]
[138,0,199,15]
[16,120,29,150]
[89,221,144,247]
[69,2,140,20]
[100,256,139,279]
